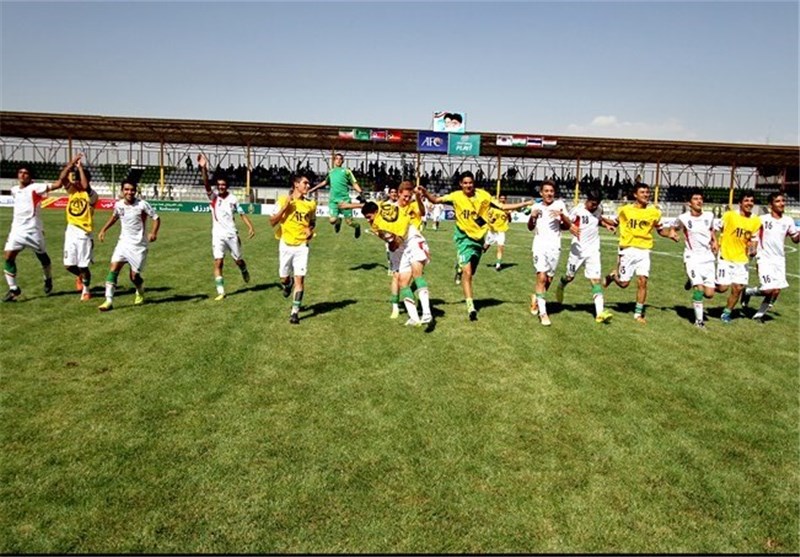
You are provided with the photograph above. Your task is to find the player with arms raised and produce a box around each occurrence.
[309,152,364,239]
[62,154,99,301]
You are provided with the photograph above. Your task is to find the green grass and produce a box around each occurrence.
[1,209,798,553]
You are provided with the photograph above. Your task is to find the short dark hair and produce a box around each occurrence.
[17,167,31,177]
[290,173,306,189]
[634,182,650,193]
[446,112,463,124]
[688,187,704,200]
[121,180,138,189]
[362,201,379,216]
[586,188,602,202]
[541,179,556,189]
[459,170,475,182]
[767,192,783,204]
[737,191,755,204]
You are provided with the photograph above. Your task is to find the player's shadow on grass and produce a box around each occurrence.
[671,304,699,323]
[559,302,596,317]
[147,293,209,304]
[606,301,637,314]
[485,262,518,271]
[475,297,504,311]
[301,298,357,319]
[232,282,280,295]
[349,262,386,271]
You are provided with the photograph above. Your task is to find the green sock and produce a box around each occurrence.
[692,290,704,302]
[591,284,602,295]
[634,303,644,316]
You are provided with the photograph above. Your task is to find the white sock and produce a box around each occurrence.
[403,297,420,322]
[4,271,17,289]
[537,295,547,316]
[105,282,116,303]
[693,301,704,322]
[417,287,431,316]
[593,293,604,316]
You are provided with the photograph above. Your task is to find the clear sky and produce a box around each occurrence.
[1,1,798,145]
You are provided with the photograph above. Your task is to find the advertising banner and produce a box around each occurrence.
[448,134,481,157]
[417,131,449,154]
[42,197,116,210]
[432,111,466,133]
[387,130,403,142]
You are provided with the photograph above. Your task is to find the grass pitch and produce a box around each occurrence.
[1,209,798,553]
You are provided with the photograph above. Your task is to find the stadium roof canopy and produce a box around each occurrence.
[1,110,797,170]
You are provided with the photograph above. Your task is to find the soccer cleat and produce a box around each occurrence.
[134,292,144,305]
[390,307,400,319]
[404,318,422,327]
[529,294,539,316]
[694,320,707,330]
[720,312,732,324]
[495,263,501,271]
[98,300,113,312]
[421,313,433,324]
[468,309,478,321]
[634,314,647,325]
[603,271,617,288]
[740,289,751,308]
[3,288,22,302]
[354,224,361,239]
[281,279,294,298]
[214,293,226,301]
[595,310,613,324]
[75,276,83,292]
[80,291,91,302]
[334,219,342,234]
[555,281,565,304]
[44,277,53,294]
[540,314,552,326]
[289,313,300,325]
[242,269,250,283]
[752,315,765,324]
[683,278,692,291]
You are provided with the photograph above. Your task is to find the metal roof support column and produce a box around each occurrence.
[415,153,421,187]
[160,139,165,198]
[573,158,581,205]
[781,167,787,193]
[654,161,661,206]
[496,153,502,198]
[246,143,251,200]
[68,137,72,161]
[727,163,737,208]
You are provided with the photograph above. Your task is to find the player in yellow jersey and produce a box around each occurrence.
[603,183,678,323]
[484,194,511,271]
[422,171,533,321]
[62,155,99,301]
[714,192,761,323]
[270,173,317,324]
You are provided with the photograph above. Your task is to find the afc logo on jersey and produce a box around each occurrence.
[68,197,88,217]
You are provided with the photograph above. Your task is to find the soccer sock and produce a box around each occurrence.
[215,276,225,295]
[401,286,420,321]
[634,303,645,317]
[753,295,773,318]
[722,307,732,317]
[35,252,52,279]
[105,271,119,302]
[591,284,604,316]
[239,263,248,276]
[465,297,475,313]
[692,289,704,322]
[496,258,502,267]
[66,265,80,276]
[291,290,304,314]
[4,260,17,289]
[81,269,91,293]
[536,293,547,316]
[414,277,431,316]
[390,293,399,310]
[560,276,570,288]
[131,273,144,295]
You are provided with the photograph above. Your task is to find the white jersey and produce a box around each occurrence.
[209,192,243,238]
[677,211,715,262]
[112,199,159,246]
[758,213,797,260]
[10,182,49,234]
[568,205,603,253]
[531,199,567,251]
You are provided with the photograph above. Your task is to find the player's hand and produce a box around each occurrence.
[197,154,207,169]
[247,227,255,239]
[98,230,106,242]
[570,224,580,239]
[148,233,158,243]
[356,194,366,203]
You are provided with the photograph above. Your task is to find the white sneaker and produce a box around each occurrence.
[421,314,433,324]
[404,318,421,327]
[390,306,400,319]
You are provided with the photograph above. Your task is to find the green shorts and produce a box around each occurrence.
[453,226,484,273]
[329,198,353,219]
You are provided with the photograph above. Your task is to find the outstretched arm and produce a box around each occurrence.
[656,222,679,242]
[419,186,445,205]
[53,153,84,192]
[197,154,213,197]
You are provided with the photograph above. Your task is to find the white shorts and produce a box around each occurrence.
[398,237,430,274]
[212,234,242,261]
[617,247,651,282]
[4,227,46,254]
[532,245,561,276]
[684,256,715,288]
[279,240,309,278]
[63,225,94,267]
[757,256,788,290]
[716,259,749,286]
[566,244,601,280]
[388,243,403,273]
[485,231,506,247]
[111,241,148,274]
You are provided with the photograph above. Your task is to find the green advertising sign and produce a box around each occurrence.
[146,200,260,215]
[447,134,481,156]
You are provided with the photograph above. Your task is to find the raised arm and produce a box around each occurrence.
[53,153,84,192]
[419,186,445,205]
[197,154,212,197]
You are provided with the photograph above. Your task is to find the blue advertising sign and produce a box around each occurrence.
[417,131,449,153]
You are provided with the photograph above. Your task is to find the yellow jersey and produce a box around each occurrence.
[372,206,412,240]
[487,203,510,233]
[274,195,316,246]
[617,204,662,250]
[401,198,425,230]
[66,188,98,233]
[719,210,761,263]
[440,188,496,241]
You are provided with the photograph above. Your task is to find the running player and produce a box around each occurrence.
[309,153,364,238]
[421,171,532,321]
[714,192,762,323]
[96,181,161,311]
[740,192,799,322]
[484,194,511,271]
[527,180,571,326]
[603,182,678,323]
[62,155,99,301]
[671,188,718,328]
[270,174,317,324]
[554,188,616,323]
[198,154,255,301]
[3,158,78,301]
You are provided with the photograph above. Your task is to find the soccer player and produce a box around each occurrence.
[484,194,511,271]
[554,188,616,323]
[96,181,161,311]
[421,171,532,321]
[714,192,762,323]
[270,173,317,325]
[527,180,572,326]
[430,200,443,231]
[740,192,799,322]
[671,188,718,328]
[603,182,678,323]
[3,158,78,301]
[309,152,364,238]
[198,154,255,301]
[62,155,99,301]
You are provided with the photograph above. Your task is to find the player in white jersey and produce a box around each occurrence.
[554,189,616,323]
[96,181,161,311]
[671,189,718,328]
[3,158,79,301]
[430,201,443,231]
[198,155,255,301]
[741,192,799,321]
[527,180,571,326]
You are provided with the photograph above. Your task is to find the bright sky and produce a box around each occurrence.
[1,1,798,145]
